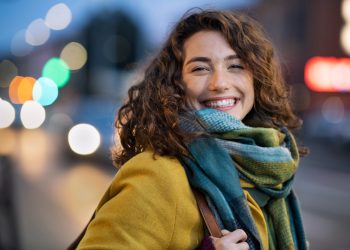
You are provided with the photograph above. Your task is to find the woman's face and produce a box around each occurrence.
[182,30,254,120]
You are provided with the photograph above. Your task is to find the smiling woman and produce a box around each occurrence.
[70,9,308,250]
[182,30,254,120]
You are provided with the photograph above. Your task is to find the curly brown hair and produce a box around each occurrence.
[112,9,305,167]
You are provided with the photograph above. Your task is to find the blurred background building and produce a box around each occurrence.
[0,0,349,249]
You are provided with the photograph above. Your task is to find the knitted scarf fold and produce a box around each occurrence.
[180,108,307,250]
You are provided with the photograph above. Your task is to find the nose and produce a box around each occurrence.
[208,69,230,92]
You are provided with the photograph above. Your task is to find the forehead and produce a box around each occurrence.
[183,30,236,59]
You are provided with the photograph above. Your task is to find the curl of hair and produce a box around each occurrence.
[112,9,307,167]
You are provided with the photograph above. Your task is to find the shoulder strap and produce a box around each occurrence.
[192,189,223,238]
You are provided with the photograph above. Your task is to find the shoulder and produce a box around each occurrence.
[107,150,188,199]
[123,149,182,171]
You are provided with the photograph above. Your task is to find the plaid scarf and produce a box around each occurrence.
[181,108,307,250]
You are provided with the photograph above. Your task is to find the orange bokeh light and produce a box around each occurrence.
[9,76,36,103]
[18,77,36,103]
[9,76,24,103]
[305,57,350,92]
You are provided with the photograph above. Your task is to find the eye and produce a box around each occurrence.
[228,64,244,70]
[191,66,210,72]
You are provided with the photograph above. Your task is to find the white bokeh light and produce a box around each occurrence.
[0,98,16,128]
[342,0,350,21]
[11,30,33,56]
[68,124,101,155]
[45,3,72,30]
[25,18,50,46]
[20,100,46,129]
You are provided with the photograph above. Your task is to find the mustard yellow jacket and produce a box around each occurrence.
[77,150,269,250]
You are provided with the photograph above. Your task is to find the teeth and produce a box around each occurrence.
[205,99,237,108]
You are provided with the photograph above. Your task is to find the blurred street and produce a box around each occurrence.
[295,136,350,250]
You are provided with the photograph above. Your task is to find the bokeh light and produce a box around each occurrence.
[322,97,345,124]
[53,163,112,226]
[0,98,16,128]
[45,3,72,30]
[68,124,101,155]
[33,77,59,106]
[25,18,50,46]
[0,128,16,155]
[9,76,24,104]
[60,42,88,70]
[342,0,350,21]
[11,29,33,57]
[18,77,36,103]
[340,25,350,55]
[42,57,70,88]
[20,101,46,129]
[0,60,18,88]
[15,129,51,181]
[48,113,73,132]
[9,76,36,104]
[305,57,350,92]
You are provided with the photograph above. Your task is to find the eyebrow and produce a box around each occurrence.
[185,54,240,65]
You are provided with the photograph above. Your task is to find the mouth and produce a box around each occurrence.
[201,97,240,110]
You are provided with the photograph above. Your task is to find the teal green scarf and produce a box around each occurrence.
[181,108,307,250]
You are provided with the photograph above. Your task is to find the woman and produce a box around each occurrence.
[73,9,307,250]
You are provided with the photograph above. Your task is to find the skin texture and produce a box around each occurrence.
[182,31,252,249]
[182,30,254,120]
[211,230,249,250]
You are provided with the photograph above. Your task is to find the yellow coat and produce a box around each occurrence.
[77,150,269,250]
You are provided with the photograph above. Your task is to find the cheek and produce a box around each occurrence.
[183,77,205,100]
[185,86,201,99]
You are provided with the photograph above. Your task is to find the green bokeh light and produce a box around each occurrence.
[42,57,70,88]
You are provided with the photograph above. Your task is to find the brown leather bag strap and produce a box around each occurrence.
[193,189,223,238]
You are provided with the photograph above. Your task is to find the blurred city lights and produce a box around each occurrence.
[15,129,51,181]
[60,42,88,70]
[11,30,33,57]
[0,128,16,155]
[0,98,16,128]
[68,124,101,155]
[25,18,51,46]
[9,76,36,104]
[9,76,24,103]
[33,77,59,106]
[340,25,350,55]
[48,113,73,131]
[18,77,36,103]
[322,97,345,124]
[305,57,350,92]
[342,0,350,21]
[341,0,350,54]
[45,3,72,30]
[20,100,46,129]
[0,60,18,88]
[53,163,112,226]
[42,57,70,88]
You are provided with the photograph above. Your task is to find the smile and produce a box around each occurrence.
[202,98,239,110]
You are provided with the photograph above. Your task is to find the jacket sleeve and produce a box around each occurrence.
[77,153,181,250]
